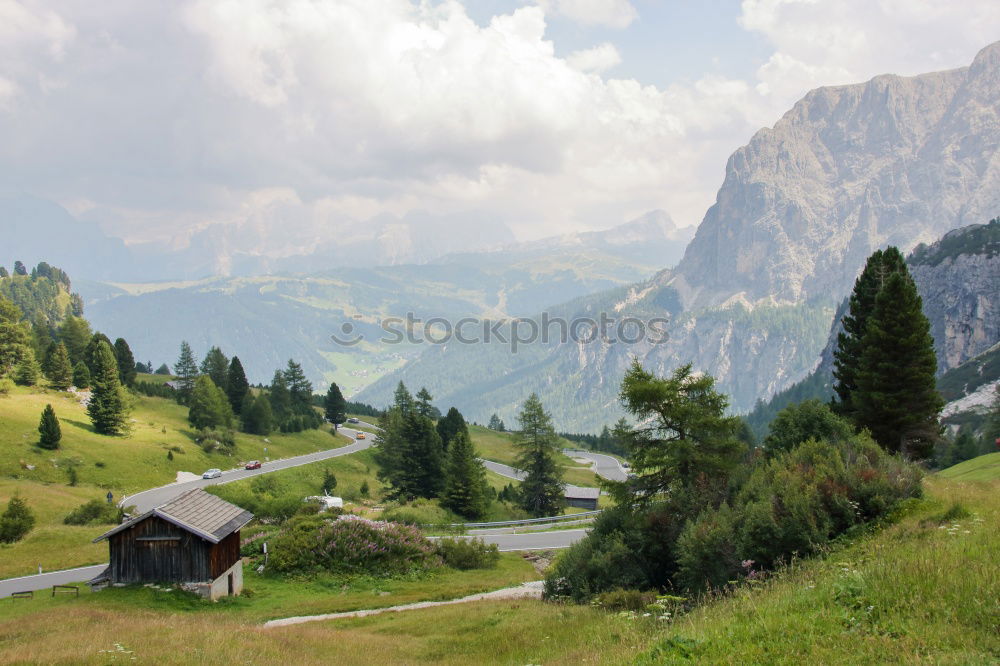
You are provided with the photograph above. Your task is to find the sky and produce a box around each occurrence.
[0,0,998,256]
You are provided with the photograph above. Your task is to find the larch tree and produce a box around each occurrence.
[113,338,137,387]
[513,393,565,517]
[188,375,234,430]
[200,346,230,393]
[174,341,199,404]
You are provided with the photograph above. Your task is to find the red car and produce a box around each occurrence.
[245,460,262,470]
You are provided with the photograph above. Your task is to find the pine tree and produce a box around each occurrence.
[441,430,489,519]
[488,413,503,431]
[373,384,444,500]
[324,381,347,430]
[13,348,41,386]
[113,338,137,387]
[0,297,31,377]
[155,363,171,375]
[57,316,92,366]
[188,375,234,430]
[242,393,274,435]
[41,341,59,377]
[174,341,199,404]
[393,382,413,415]
[86,340,131,435]
[415,387,437,419]
[12,261,26,276]
[513,394,566,517]
[200,346,229,393]
[283,359,312,414]
[38,404,61,450]
[46,342,72,390]
[226,356,250,414]
[833,247,906,418]
[321,468,338,495]
[436,407,468,451]
[0,495,35,543]
[73,361,91,388]
[268,370,291,424]
[83,332,112,375]
[854,270,943,457]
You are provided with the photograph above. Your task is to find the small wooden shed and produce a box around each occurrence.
[564,487,601,510]
[94,488,253,599]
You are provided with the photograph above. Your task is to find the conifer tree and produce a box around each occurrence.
[200,346,229,392]
[441,430,489,519]
[38,404,61,450]
[282,359,312,414]
[324,381,347,430]
[73,361,90,388]
[833,247,906,418]
[226,356,250,414]
[242,393,274,435]
[113,338,137,387]
[268,370,292,424]
[854,271,942,457]
[12,261,26,276]
[155,363,171,375]
[13,348,41,386]
[414,387,437,419]
[57,316,91,365]
[0,495,35,543]
[373,382,444,499]
[84,332,113,375]
[188,375,234,430]
[46,342,73,390]
[436,407,468,451]
[0,266,7,278]
[174,341,199,404]
[86,340,131,435]
[0,297,31,377]
[513,394,566,517]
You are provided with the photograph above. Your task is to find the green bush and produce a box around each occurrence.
[382,499,456,526]
[592,588,658,612]
[194,428,235,454]
[269,514,441,575]
[0,495,35,543]
[436,538,500,570]
[63,499,122,526]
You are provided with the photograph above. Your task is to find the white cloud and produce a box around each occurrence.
[567,42,622,73]
[538,0,637,29]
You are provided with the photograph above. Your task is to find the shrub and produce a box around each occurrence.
[269,515,441,575]
[64,499,122,526]
[436,538,500,570]
[592,588,658,612]
[0,378,13,397]
[0,495,35,543]
[194,428,235,454]
[383,499,456,526]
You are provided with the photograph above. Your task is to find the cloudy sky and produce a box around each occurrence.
[1,0,998,254]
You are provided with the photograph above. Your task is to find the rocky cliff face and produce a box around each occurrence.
[361,43,1000,430]
[909,221,1000,373]
[669,42,1000,309]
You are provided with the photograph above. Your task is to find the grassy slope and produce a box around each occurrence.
[0,476,995,663]
[0,384,351,578]
[937,451,1000,481]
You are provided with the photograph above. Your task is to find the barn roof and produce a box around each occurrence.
[563,487,601,500]
[94,488,253,544]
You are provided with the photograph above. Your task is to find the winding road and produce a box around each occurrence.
[0,421,623,596]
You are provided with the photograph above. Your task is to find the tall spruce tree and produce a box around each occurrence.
[226,356,250,414]
[268,370,292,424]
[324,381,347,430]
[373,382,444,499]
[45,342,73,390]
[13,348,41,386]
[436,407,468,451]
[72,361,90,388]
[833,247,906,418]
[513,393,565,517]
[200,346,229,392]
[441,430,489,519]
[84,333,113,375]
[0,297,31,377]
[414,387,437,419]
[113,338,137,387]
[174,341,199,404]
[57,316,91,366]
[38,404,61,450]
[853,270,942,457]
[86,340,131,435]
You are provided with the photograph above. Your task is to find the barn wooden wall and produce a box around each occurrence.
[108,516,240,584]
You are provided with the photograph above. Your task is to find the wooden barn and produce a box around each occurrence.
[564,487,601,510]
[93,488,253,600]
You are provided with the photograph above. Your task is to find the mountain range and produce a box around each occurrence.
[357,41,1000,430]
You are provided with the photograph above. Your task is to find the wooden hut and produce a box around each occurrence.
[564,487,600,510]
[93,488,253,599]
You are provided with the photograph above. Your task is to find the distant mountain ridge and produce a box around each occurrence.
[359,42,1000,430]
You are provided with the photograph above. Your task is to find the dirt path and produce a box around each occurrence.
[262,581,544,628]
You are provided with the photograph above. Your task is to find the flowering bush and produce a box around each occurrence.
[269,514,441,575]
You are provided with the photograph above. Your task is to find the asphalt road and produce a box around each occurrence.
[561,449,629,482]
[124,426,374,513]
[438,528,590,552]
[0,565,109,599]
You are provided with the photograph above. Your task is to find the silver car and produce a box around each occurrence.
[202,468,222,479]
